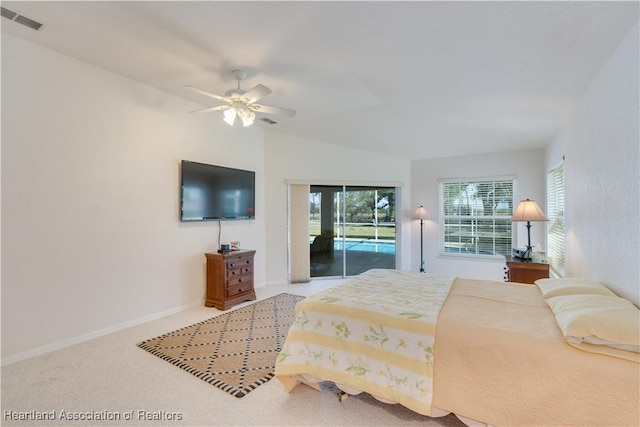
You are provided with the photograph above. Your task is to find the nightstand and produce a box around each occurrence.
[505,257,549,284]
[204,250,256,310]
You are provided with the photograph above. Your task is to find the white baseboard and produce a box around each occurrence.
[264,280,289,286]
[1,300,202,367]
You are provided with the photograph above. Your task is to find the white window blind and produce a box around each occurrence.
[289,184,311,283]
[440,178,514,257]
[547,163,565,276]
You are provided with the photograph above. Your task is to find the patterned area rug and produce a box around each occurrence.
[137,293,305,398]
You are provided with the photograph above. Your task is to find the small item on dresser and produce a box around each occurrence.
[532,243,546,263]
[230,241,240,251]
[219,244,230,253]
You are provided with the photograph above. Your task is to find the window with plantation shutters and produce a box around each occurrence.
[547,163,565,276]
[440,177,515,257]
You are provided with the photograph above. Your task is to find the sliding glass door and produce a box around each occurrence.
[309,185,396,278]
[309,186,340,277]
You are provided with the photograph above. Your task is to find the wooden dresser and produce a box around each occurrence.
[506,257,549,284]
[204,249,256,310]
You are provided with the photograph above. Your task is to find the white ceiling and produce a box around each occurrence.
[2,1,638,160]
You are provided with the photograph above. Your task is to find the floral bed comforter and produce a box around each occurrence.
[274,269,455,416]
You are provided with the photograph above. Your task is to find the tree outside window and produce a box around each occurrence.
[440,178,515,257]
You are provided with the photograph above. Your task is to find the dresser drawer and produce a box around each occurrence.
[227,282,252,298]
[226,265,252,280]
[227,273,252,287]
[506,258,549,284]
[225,256,253,270]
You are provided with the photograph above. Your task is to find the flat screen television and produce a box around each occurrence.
[180,160,255,221]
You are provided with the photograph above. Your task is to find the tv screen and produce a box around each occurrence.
[180,160,255,221]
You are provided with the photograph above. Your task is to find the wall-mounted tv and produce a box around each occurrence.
[180,160,255,221]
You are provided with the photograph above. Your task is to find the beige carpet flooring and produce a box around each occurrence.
[1,281,466,426]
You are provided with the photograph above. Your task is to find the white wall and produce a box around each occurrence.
[1,35,266,363]
[411,149,546,281]
[545,23,639,305]
[264,131,412,285]
[4,20,637,364]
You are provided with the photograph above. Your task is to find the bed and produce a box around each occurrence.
[275,269,640,426]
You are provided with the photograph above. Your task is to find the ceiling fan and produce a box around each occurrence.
[183,70,296,127]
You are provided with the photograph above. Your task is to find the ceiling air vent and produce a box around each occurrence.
[260,117,278,125]
[1,7,43,31]
[1,7,17,20]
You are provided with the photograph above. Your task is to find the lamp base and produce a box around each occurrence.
[512,247,532,260]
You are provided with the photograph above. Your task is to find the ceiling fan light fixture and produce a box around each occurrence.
[240,109,255,127]
[223,108,236,126]
[184,69,295,127]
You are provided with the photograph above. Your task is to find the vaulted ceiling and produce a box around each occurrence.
[2,1,638,160]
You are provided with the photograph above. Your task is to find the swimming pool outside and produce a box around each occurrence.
[333,239,396,254]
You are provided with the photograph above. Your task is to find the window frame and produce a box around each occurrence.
[438,176,517,260]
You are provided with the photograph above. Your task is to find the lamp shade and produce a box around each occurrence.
[414,205,429,220]
[223,108,237,126]
[511,199,548,222]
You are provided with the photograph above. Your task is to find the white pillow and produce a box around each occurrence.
[535,278,616,299]
[566,336,639,353]
[545,294,640,362]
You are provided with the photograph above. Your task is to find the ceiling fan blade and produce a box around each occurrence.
[182,85,231,103]
[188,105,231,114]
[242,84,271,104]
[250,103,296,118]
